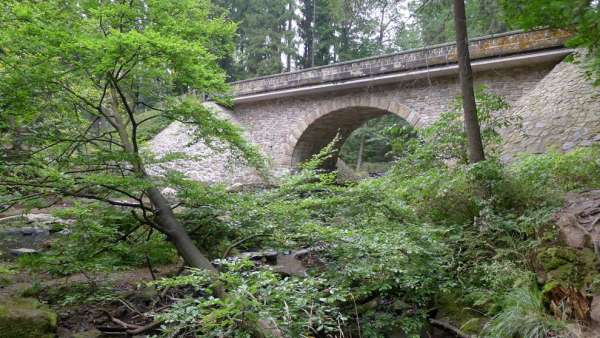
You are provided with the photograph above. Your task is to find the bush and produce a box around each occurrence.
[18,203,177,275]
[505,146,600,208]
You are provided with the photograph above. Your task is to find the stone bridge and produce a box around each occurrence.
[151,29,600,184]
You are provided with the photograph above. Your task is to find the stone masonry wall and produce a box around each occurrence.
[501,56,600,159]
[234,64,553,171]
[150,63,564,185]
[148,103,264,185]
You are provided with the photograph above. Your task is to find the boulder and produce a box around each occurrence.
[555,190,600,251]
[590,295,600,324]
[0,297,57,338]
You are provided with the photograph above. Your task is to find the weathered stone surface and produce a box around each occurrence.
[555,190,600,251]
[9,248,39,256]
[0,213,72,226]
[149,30,598,185]
[0,297,57,338]
[232,29,570,96]
[148,103,265,185]
[501,53,600,160]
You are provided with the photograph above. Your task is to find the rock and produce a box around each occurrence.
[240,250,278,263]
[590,295,600,324]
[0,297,57,338]
[3,227,49,236]
[25,213,61,225]
[57,228,71,236]
[161,187,179,203]
[226,182,275,193]
[274,253,307,277]
[9,248,39,256]
[226,183,245,193]
[555,190,600,250]
[71,329,103,338]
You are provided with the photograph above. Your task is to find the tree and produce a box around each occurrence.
[299,0,316,68]
[502,0,600,85]
[0,0,265,282]
[216,0,295,80]
[410,0,508,46]
[453,0,485,163]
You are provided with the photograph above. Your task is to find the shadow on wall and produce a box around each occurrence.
[291,106,408,170]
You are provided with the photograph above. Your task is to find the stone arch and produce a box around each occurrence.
[282,97,420,168]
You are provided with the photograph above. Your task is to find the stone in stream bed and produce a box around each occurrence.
[0,297,57,338]
[9,248,39,256]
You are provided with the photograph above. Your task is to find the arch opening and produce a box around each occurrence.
[290,106,412,174]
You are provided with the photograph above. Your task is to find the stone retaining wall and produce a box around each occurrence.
[501,55,600,159]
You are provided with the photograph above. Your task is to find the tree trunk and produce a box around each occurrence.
[356,135,365,171]
[453,0,485,163]
[302,0,315,68]
[105,76,283,338]
[286,2,293,72]
[145,187,216,272]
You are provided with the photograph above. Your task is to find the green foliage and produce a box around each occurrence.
[45,283,121,307]
[216,0,297,80]
[0,297,57,338]
[390,87,513,169]
[483,287,570,338]
[410,0,508,46]
[18,203,177,276]
[218,0,510,80]
[502,0,600,84]
[0,263,15,287]
[152,261,347,337]
[154,124,600,336]
[506,146,600,207]
[340,114,407,171]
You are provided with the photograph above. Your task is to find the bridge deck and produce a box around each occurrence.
[231,29,571,102]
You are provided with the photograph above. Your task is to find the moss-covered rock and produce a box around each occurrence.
[435,291,486,334]
[537,246,600,291]
[0,297,57,338]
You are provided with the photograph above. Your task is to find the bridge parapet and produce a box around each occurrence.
[231,29,570,97]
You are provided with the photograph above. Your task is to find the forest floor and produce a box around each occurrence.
[0,261,178,337]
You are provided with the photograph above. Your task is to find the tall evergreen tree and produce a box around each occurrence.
[216,0,294,80]
[410,0,508,46]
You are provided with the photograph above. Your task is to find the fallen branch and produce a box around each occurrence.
[429,319,473,338]
[222,233,272,261]
[101,310,162,335]
[126,320,163,335]
[102,310,141,330]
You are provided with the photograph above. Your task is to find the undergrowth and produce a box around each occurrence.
[15,88,600,337]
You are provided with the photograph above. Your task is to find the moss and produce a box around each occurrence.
[0,297,57,338]
[436,291,485,334]
[537,247,578,271]
[537,246,599,289]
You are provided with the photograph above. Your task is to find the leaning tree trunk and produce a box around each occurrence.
[453,0,485,163]
[106,77,284,338]
[145,188,216,271]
